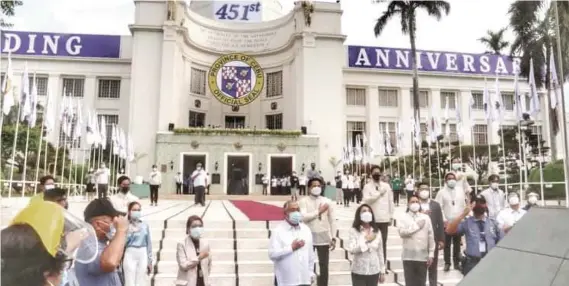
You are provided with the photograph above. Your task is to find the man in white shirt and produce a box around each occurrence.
[404,175,415,199]
[496,192,526,234]
[450,157,472,193]
[480,174,506,219]
[298,173,307,196]
[110,175,139,213]
[148,165,162,206]
[269,200,315,286]
[191,162,208,206]
[95,163,110,199]
[174,172,183,195]
[262,174,269,195]
[434,172,470,272]
[362,165,394,262]
[341,171,351,207]
[298,177,337,286]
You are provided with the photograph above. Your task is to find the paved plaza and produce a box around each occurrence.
[1,198,463,286]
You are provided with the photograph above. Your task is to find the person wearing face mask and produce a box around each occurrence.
[306,162,320,180]
[298,178,337,286]
[95,163,111,199]
[75,198,130,285]
[347,204,386,286]
[496,193,526,234]
[31,175,57,204]
[86,168,97,201]
[269,200,316,286]
[434,172,470,272]
[398,195,435,286]
[123,202,152,286]
[110,176,139,214]
[446,195,504,275]
[334,171,344,205]
[450,158,472,193]
[415,182,444,286]
[176,215,212,286]
[404,175,415,199]
[523,192,539,210]
[362,165,394,263]
[148,165,162,206]
[480,174,506,219]
[291,171,300,201]
[44,188,70,210]
[191,162,208,206]
[341,170,351,207]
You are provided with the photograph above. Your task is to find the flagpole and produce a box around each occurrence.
[34,124,45,195]
[517,122,524,193]
[80,147,88,198]
[427,144,433,195]
[553,0,569,207]
[535,128,545,204]
[7,100,22,199]
[21,120,32,197]
[500,125,508,191]
[520,130,529,203]
[471,129,479,194]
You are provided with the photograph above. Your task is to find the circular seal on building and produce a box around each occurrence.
[208,53,265,106]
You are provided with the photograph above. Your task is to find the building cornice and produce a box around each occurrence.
[343,67,523,81]
[0,54,131,64]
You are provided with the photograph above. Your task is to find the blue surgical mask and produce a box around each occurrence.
[288,211,302,225]
[130,211,141,220]
[190,227,203,239]
[106,225,116,240]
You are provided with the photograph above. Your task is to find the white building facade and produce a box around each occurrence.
[1,0,555,192]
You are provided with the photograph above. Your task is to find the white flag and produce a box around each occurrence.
[100,116,107,150]
[483,78,494,120]
[73,101,83,140]
[85,109,96,145]
[43,90,56,136]
[119,128,127,159]
[514,72,525,121]
[494,76,504,123]
[127,133,135,162]
[528,59,540,115]
[29,73,39,127]
[549,50,560,109]
[20,64,31,122]
[2,49,15,115]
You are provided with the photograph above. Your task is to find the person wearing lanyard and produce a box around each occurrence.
[480,174,506,219]
[445,195,504,275]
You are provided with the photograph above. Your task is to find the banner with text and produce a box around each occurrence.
[212,1,263,22]
[348,45,520,76]
[1,31,122,58]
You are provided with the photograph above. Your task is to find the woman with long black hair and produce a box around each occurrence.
[346,204,386,285]
[123,201,153,286]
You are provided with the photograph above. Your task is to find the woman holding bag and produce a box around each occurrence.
[176,215,212,286]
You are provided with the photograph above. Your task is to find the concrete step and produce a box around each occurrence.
[153,273,236,286]
[154,259,352,274]
[387,255,445,270]
[393,267,462,284]
[156,228,271,239]
[237,271,396,285]
[156,248,349,262]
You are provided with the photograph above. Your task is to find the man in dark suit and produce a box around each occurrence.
[416,182,445,286]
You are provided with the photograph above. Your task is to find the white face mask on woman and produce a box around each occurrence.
[310,187,322,196]
[409,203,420,213]
[360,211,373,223]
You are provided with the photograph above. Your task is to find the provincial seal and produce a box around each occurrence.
[208,53,265,106]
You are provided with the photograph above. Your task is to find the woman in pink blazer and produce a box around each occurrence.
[175,215,212,286]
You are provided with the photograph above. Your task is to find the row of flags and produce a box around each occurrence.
[1,53,135,162]
[342,52,564,163]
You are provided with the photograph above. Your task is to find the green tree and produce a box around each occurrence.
[478,28,509,55]
[528,160,565,199]
[0,0,23,28]
[374,1,450,121]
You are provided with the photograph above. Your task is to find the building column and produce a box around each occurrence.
[47,74,60,144]
[399,88,412,155]
[459,90,473,145]
[366,86,379,149]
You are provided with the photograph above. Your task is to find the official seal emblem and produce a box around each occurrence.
[208,53,264,106]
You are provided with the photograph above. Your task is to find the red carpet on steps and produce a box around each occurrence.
[230,200,284,221]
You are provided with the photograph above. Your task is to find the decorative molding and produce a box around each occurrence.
[277,142,287,151]
[173,127,302,137]
[190,140,200,149]
[234,142,243,150]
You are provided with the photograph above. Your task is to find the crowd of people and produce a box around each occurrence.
[0,159,542,286]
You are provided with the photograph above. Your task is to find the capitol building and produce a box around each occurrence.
[1,0,552,195]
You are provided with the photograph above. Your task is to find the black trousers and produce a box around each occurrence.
[175,183,182,194]
[403,260,428,286]
[194,186,206,206]
[342,189,352,206]
[97,184,108,199]
[393,190,401,205]
[351,272,379,286]
[299,185,306,195]
[183,184,189,194]
[444,233,462,266]
[314,245,330,286]
[149,185,159,203]
[376,222,389,262]
[428,246,439,286]
[353,188,362,203]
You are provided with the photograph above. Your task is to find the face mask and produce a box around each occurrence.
[447,180,457,188]
[288,211,302,225]
[508,196,520,205]
[473,206,486,216]
[106,225,116,240]
[120,187,129,194]
[419,190,429,200]
[490,183,499,189]
[130,211,141,220]
[310,187,322,196]
[190,227,203,239]
[360,212,373,223]
[409,203,420,213]
[372,174,381,181]
[452,163,461,170]
[152,168,157,172]
[528,196,538,204]
[44,184,55,190]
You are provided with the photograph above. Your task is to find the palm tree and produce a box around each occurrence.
[0,0,23,28]
[374,1,450,120]
[478,28,510,55]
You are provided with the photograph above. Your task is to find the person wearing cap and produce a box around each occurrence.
[110,176,139,214]
[496,192,527,234]
[446,195,505,275]
[298,177,337,286]
[480,174,507,219]
[523,192,539,211]
[1,200,90,286]
[75,198,129,286]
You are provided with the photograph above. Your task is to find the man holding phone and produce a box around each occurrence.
[269,200,316,286]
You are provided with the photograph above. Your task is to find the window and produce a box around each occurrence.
[28,76,48,96]
[410,90,429,108]
[531,125,543,137]
[225,116,245,129]
[62,78,85,97]
[379,122,397,153]
[266,71,283,97]
[378,89,398,107]
[346,88,366,106]
[473,124,488,145]
[471,92,484,110]
[441,123,458,142]
[410,123,428,146]
[190,68,206,95]
[58,115,81,148]
[96,114,119,147]
[440,91,457,109]
[266,113,283,130]
[346,121,366,147]
[189,111,206,127]
[98,79,121,99]
[501,92,514,111]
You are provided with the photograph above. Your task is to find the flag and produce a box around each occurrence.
[443,94,451,137]
[456,106,464,142]
[385,124,393,155]
[85,109,96,145]
[127,133,135,162]
[43,89,56,137]
[412,115,421,146]
[73,101,83,141]
[494,76,504,123]
[354,134,363,161]
[377,126,385,156]
[396,120,405,152]
[514,72,525,121]
[20,64,31,122]
[483,78,494,121]
[2,50,15,115]
[528,58,540,116]
[119,128,127,159]
[28,73,39,127]
[112,125,120,155]
[549,50,561,134]
[100,116,107,150]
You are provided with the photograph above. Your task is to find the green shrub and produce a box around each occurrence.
[528,160,566,199]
